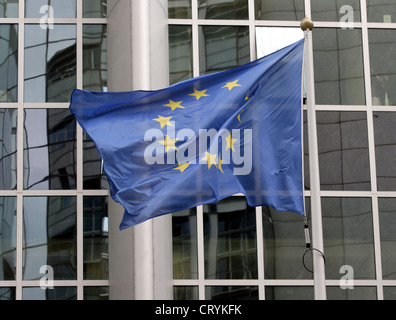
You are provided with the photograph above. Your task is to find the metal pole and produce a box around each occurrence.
[300,17,327,300]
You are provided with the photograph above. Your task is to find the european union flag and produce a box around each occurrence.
[70,39,305,230]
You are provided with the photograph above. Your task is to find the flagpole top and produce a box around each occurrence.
[300,16,314,31]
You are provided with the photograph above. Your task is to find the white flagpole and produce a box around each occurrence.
[300,17,327,300]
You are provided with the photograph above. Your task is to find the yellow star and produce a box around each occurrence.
[189,88,209,100]
[222,79,242,91]
[158,135,178,152]
[163,99,184,111]
[237,109,245,122]
[153,115,174,128]
[245,91,250,100]
[218,154,223,173]
[200,152,217,169]
[173,162,190,173]
[225,132,238,151]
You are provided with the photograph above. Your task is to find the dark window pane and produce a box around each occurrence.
[204,197,257,280]
[0,109,17,190]
[83,196,108,280]
[24,109,76,190]
[25,0,76,18]
[312,0,361,22]
[169,25,193,85]
[322,197,375,280]
[369,29,396,106]
[0,0,18,17]
[0,197,16,281]
[367,0,396,23]
[373,112,396,190]
[83,132,108,189]
[205,286,258,300]
[23,197,77,281]
[317,112,370,191]
[169,0,191,19]
[254,0,305,21]
[199,26,249,75]
[0,25,18,102]
[384,287,396,300]
[83,286,109,300]
[24,25,76,102]
[83,0,107,18]
[199,0,248,19]
[0,287,15,300]
[83,24,107,92]
[313,28,365,105]
[173,286,198,300]
[265,287,314,300]
[327,286,377,300]
[23,287,77,300]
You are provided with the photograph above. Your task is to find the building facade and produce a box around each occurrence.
[0,0,396,300]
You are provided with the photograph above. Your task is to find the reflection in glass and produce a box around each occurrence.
[169,25,193,85]
[169,0,191,19]
[326,286,377,300]
[0,109,17,190]
[367,0,396,23]
[262,203,310,279]
[265,287,314,300]
[317,112,370,191]
[369,29,396,106]
[83,132,108,189]
[199,26,249,75]
[24,25,76,102]
[22,197,77,281]
[254,0,304,21]
[378,198,396,279]
[83,196,108,280]
[0,197,16,281]
[0,0,18,17]
[83,0,107,18]
[313,28,365,105]
[311,0,361,22]
[83,286,109,300]
[173,208,197,279]
[25,0,76,18]
[383,287,396,300]
[173,286,198,300]
[322,197,375,280]
[203,197,257,280]
[0,25,18,102]
[83,24,107,92]
[0,287,15,300]
[373,112,396,191]
[205,286,258,300]
[23,287,77,300]
[198,0,248,19]
[24,109,76,190]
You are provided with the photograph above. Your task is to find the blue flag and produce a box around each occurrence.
[70,39,305,230]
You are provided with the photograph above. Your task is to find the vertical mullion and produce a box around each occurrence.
[248,0,256,62]
[191,0,199,77]
[196,205,205,300]
[255,206,265,299]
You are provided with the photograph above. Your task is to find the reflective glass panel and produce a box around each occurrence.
[326,286,377,300]
[0,25,18,102]
[313,28,365,105]
[254,0,305,21]
[198,0,248,19]
[203,197,257,280]
[322,197,375,279]
[22,197,77,280]
[83,0,107,18]
[317,112,370,191]
[0,197,16,281]
[0,287,15,300]
[173,208,197,279]
[265,287,314,300]
[24,24,76,102]
[173,286,198,300]
[373,112,396,190]
[312,0,361,22]
[369,29,396,106]
[367,0,396,23]
[25,0,76,18]
[378,198,396,279]
[262,203,310,279]
[83,24,107,92]
[83,196,108,280]
[205,286,258,300]
[383,287,396,300]
[199,26,249,75]
[22,287,77,300]
[23,109,76,190]
[169,25,193,85]
[83,132,108,189]
[0,0,17,17]
[0,109,17,190]
[83,286,109,300]
[169,0,191,19]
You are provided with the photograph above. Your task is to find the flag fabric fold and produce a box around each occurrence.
[70,38,305,230]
